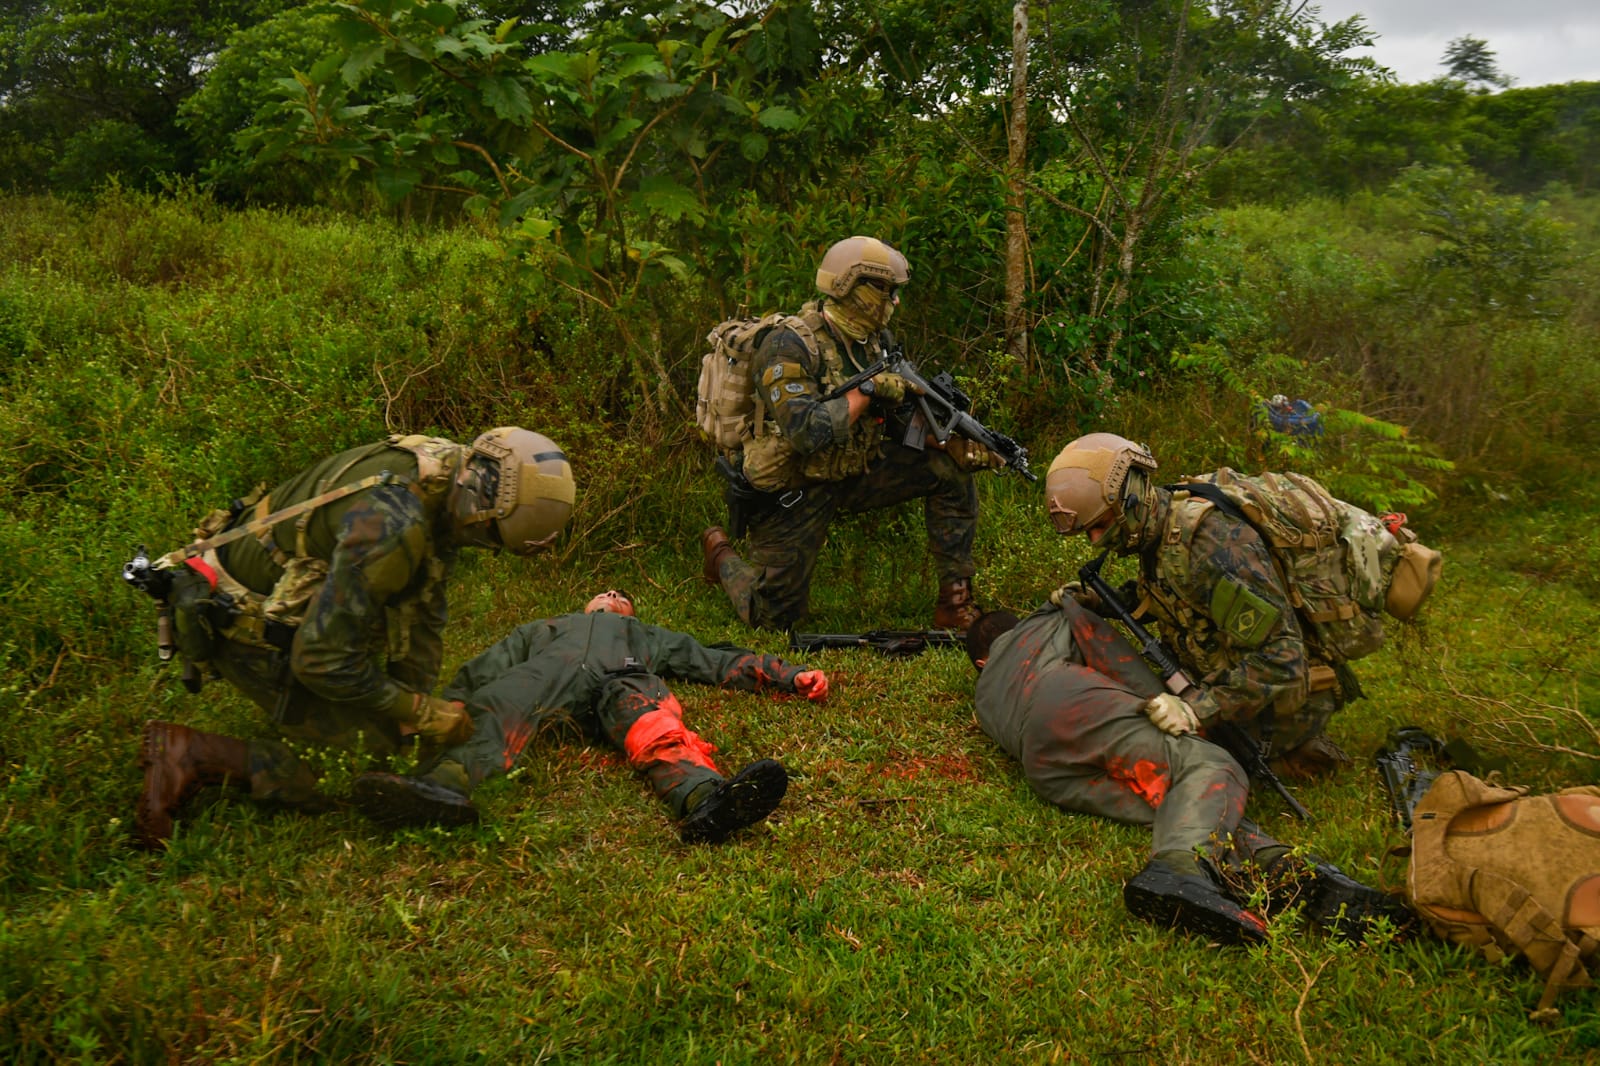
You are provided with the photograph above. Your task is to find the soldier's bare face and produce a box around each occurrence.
[1085,513,1117,544]
[585,590,636,617]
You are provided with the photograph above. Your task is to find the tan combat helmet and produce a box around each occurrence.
[815,236,911,299]
[459,428,576,555]
[1044,433,1158,535]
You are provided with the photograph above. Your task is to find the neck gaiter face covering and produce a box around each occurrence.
[825,282,895,343]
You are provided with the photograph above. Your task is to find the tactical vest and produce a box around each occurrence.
[164,435,463,668]
[740,301,886,491]
[1137,493,1345,711]
[1138,494,1244,681]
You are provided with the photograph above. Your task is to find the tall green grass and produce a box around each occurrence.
[1,189,1597,1062]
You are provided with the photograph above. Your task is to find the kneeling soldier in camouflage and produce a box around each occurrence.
[702,235,1002,632]
[135,428,575,848]
[352,588,828,844]
[967,603,1413,945]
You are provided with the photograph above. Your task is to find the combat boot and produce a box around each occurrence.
[679,758,788,844]
[1270,734,1354,781]
[1123,858,1270,946]
[933,577,983,631]
[136,721,252,849]
[1257,855,1417,943]
[351,772,480,830]
[700,526,739,587]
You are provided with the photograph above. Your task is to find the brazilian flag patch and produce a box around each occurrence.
[1210,579,1279,647]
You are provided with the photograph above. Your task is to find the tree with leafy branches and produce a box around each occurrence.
[1442,34,1511,92]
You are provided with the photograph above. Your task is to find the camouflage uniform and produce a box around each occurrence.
[975,599,1279,865]
[1130,486,1341,756]
[207,441,463,805]
[426,610,810,816]
[716,310,978,630]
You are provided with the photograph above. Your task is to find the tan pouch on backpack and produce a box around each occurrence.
[1385,541,1442,621]
[1404,770,1600,1021]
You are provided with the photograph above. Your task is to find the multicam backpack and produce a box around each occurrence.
[694,313,820,455]
[1401,770,1600,1021]
[1172,469,1442,664]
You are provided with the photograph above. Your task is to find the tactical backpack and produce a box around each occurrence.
[694,313,820,455]
[1399,770,1600,1021]
[156,434,461,675]
[1173,469,1442,664]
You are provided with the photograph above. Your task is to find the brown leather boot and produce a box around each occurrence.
[136,721,251,849]
[700,526,739,586]
[934,577,983,631]
[1269,734,1354,781]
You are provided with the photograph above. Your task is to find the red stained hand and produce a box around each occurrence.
[795,670,830,701]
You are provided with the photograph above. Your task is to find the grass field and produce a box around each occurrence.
[3,469,1597,1064]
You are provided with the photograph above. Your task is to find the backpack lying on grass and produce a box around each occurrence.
[1398,769,1600,1021]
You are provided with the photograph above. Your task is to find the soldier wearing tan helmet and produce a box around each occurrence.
[135,429,576,848]
[1044,432,1353,781]
[700,236,1001,631]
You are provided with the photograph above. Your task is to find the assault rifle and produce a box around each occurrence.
[1373,727,1447,829]
[789,629,962,658]
[1078,551,1312,821]
[823,344,1036,482]
[123,545,177,662]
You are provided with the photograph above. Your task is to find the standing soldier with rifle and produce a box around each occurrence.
[126,429,576,848]
[965,603,1412,945]
[700,235,1011,633]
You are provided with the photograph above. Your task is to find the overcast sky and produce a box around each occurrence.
[1310,1,1600,87]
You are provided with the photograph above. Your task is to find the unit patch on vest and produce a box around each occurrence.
[1210,579,1279,647]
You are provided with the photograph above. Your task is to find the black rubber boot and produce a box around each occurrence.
[351,772,480,830]
[678,759,788,844]
[1123,860,1271,946]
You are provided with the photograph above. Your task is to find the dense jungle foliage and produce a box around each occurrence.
[2,1,1598,1061]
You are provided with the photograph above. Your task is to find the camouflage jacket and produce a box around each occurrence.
[218,441,462,721]
[740,300,888,489]
[442,610,808,723]
[1133,487,1312,726]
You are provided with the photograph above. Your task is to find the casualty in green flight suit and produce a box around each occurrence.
[134,428,575,848]
[701,235,1007,632]
[966,603,1414,945]
[350,588,830,844]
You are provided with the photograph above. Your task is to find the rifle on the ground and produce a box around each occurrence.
[789,629,963,658]
[1374,727,1447,829]
[1078,551,1312,821]
[823,345,1036,482]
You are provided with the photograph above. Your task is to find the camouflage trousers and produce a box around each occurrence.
[427,671,725,818]
[718,439,978,630]
[211,639,409,809]
[1246,687,1342,759]
[1023,602,1281,864]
